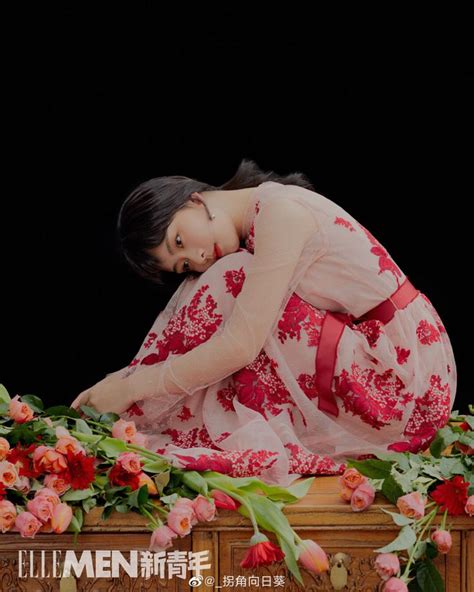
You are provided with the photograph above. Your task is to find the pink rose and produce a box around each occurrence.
[55,427,85,454]
[396,491,427,520]
[117,452,142,474]
[465,495,474,516]
[130,431,148,447]
[15,511,43,538]
[112,419,137,442]
[44,474,71,496]
[351,481,376,512]
[383,576,408,591]
[0,460,19,488]
[14,475,31,494]
[32,446,68,474]
[0,499,17,533]
[34,487,61,507]
[0,437,10,461]
[340,485,354,502]
[297,539,330,574]
[167,505,195,537]
[192,494,217,522]
[8,395,34,423]
[431,529,452,553]
[27,496,54,523]
[375,553,400,581]
[51,503,73,534]
[338,467,367,490]
[149,525,178,551]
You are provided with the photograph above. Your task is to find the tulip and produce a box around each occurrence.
[296,538,329,574]
[137,472,158,495]
[167,505,195,537]
[240,532,285,569]
[210,489,240,510]
[192,494,216,522]
[149,525,178,551]
[51,503,73,534]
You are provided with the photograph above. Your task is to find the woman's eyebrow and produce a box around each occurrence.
[165,230,179,273]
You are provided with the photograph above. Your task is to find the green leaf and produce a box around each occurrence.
[181,471,209,496]
[276,531,303,586]
[141,459,170,473]
[61,488,95,502]
[82,497,97,513]
[381,473,405,504]
[21,395,44,412]
[153,470,171,495]
[430,427,458,458]
[0,384,11,404]
[97,437,128,457]
[426,541,439,560]
[68,515,81,533]
[392,467,420,493]
[99,412,120,425]
[346,458,393,479]
[374,525,417,553]
[379,507,414,526]
[416,559,445,592]
[0,402,9,415]
[101,505,114,521]
[459,432,474,447]
[115,504,130,513]
[44,405,81,419]
[80,405,102,421]
[463,416,474,429]
[75,418,93,435]
[127,485,149,509]
[439,456,466,478]
[74,508,83,530]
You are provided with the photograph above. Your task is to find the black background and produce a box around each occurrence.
[1,8,471,415]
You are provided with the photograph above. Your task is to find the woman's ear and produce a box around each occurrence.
[190,192,204,206]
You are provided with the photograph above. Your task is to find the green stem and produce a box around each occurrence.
[205,478,260,536]
[440,508,448,531]
[402,508,437,580]
[125,443,170,463]
[141,507,162,529]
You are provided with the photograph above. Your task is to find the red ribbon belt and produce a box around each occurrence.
[315,277,420,417]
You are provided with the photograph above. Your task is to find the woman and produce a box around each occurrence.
[71,159,457,487]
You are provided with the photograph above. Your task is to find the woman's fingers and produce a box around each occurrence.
[70,389,90,410]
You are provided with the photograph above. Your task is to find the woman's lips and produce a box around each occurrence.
[214,244,222,259]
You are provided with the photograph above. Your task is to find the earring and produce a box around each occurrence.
[211,214,215,220]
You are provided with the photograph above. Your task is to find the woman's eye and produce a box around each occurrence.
[176,234,189,273]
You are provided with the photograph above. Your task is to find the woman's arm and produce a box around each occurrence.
[132,197,317,400]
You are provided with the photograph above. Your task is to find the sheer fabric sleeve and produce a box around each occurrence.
[129,197,318,399]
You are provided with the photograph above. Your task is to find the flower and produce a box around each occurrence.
[26,496,54,523]
[137,472,158,495]
[149,525,178,552]
[112,419,137,442]
[296,539,329,574]
[0,460,19,488]
[8,395,34,423]
[338,467,367,490]
[350,481,376,512]
[192,494,216,522]
[431,528,452,553]
[51,503,73,534]
[430,475,470,516]
[65,450,96,490]
[167,504,196,537]
[34,487,60,507]
[108,463,140,490]
[383,577,408,591]
[240,532,285,569]
[465,495,474,516]
[6,443,41,479]
[0,437,10,461]
[396,491,427,520]
[374,553,400,581]
[116,452,143,474]
[0,500,17,533]
[32,446,68,474]
[14,511,43,538]
[210,489,240,510]
[44,473,71,495]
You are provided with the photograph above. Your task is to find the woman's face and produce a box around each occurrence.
[149,196,240,275]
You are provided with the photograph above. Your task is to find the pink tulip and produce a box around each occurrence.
[32,446,68,474]
[0,500,17,533]
[465,495,474,516]
[0,437,10,461]
[167,505,195,537]
[149,525,178,551]
[431,529,452,553]
[338,467,367,490]
[210,489,240,510]
[34,487,61,507]
[375,553,400,581]
[383,576,408,591]
[8,395,34,423]
[173,498,198,525]
[27,496,54,523]
[350,481,376,512]
[396,491,427,520]
[112,419,137,442]
[44,474,71,496]
[51,503,73,534]
[192,494,217,522]
[297,539,330,574]
[117,452,142,474]
[15,511,43,538]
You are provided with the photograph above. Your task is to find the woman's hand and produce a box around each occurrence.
[70,374,136,415]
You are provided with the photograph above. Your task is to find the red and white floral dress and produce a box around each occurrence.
[115,181,457,487]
